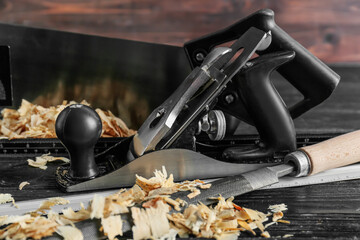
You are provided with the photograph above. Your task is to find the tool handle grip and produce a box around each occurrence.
[300,130,360,175]
[184,9,340,119]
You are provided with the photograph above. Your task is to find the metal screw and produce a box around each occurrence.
[195,52,205,62]
[224,94,235,104]
[244,62,253,69]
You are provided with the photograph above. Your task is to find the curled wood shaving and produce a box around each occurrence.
[0,193,18,208]
[18,181,30,190]
[38,197,70,211]
[95,109,136,137]
[27,153,70,170]
[135,166,173,193]
[31,197,70,216]
[0,99,135,139]
[272,211,284,222]
[136,166,211,202]
[62,206,90,223]
[268,203,288,213]
[0,193,14,205]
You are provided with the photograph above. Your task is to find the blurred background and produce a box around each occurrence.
[0,0,358,130]
[0,0,356,63]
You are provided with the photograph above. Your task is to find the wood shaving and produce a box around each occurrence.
[27,153,70,170]
[200,183,212,189]
[261,231,271,238]
[0,215,58,239]
[277,219,291,224]
[101,215,123,240]
[268,203,288,213]
[56,225,84,240]
[95,108,136,137]
[0,193,14,205]
[264,221,277,229]
[135,166,173,192]
[132,201,170,240]
[0,99,135,139]
[0,215,32,226]
[0,167,289,239]
[0,193,18,208]
[283,233,294,238]
[38,197,70,210]
[90,194,105,219]
[62,206,90,222]
[32,197,70,216]
[187,189,201,199]
[272,211,284,222]
[19,181,30,190]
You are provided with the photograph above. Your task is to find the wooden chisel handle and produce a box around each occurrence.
[296,130,360,176]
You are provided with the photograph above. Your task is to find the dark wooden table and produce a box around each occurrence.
[1,64,360,239]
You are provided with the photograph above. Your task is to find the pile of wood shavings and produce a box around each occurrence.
[0,167,290,239]
[0,99,136,139]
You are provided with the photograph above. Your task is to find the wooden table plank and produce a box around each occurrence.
[0,0,359,63]
[1,65,360,238]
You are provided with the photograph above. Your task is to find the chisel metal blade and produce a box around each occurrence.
[172,163,295,206]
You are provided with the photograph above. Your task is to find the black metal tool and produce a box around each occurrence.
[221,51,297,162]
[55,9,340,192]
[56,26,272,191]
[185,8,340,162]
[127,27,271,161]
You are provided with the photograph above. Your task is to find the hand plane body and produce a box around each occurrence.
[55,9,340,192]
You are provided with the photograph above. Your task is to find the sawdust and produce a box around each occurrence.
[0,167,290,239]
[0,99,135,139]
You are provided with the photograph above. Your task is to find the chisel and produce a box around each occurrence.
[172,129,360,205]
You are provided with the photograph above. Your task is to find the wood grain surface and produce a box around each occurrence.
[2,156,360,239]
[1,65,360,238]
[0,0,358,63]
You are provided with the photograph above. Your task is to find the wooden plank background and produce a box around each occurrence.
[0,0,358,63]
